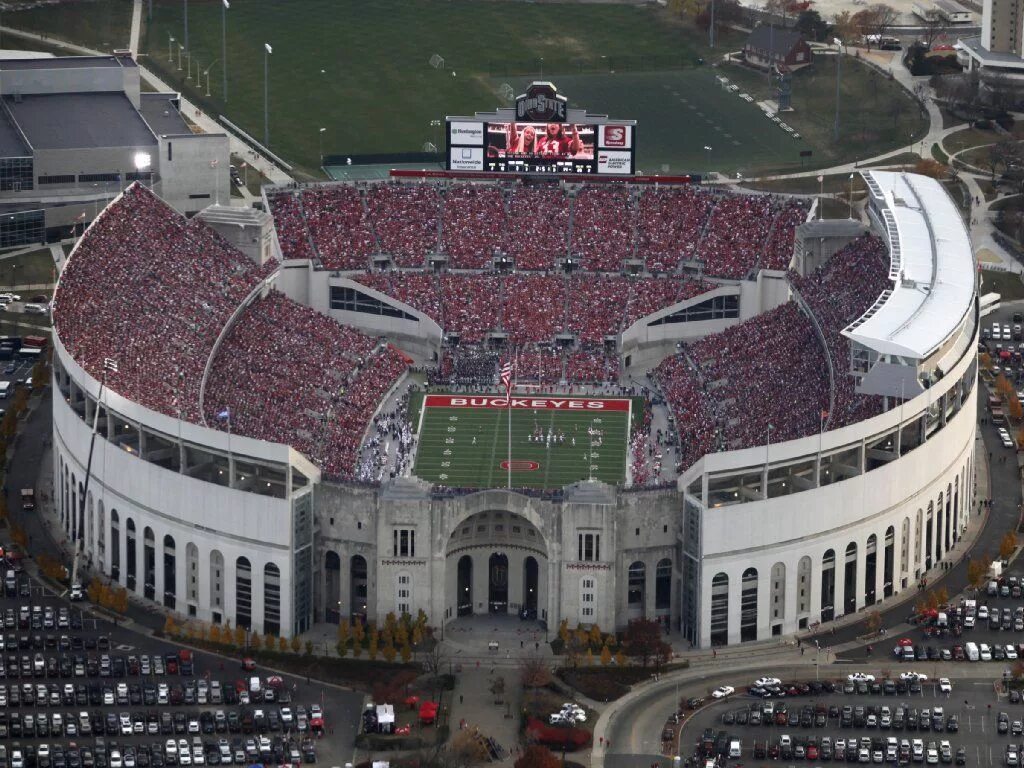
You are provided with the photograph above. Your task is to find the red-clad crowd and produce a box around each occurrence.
[302,186,376,271]
[652,235,891,471]
[54,184,278,423]
[441,184,505,269]
[270,181,808,277]
[636,187,716,274]
[351,271,710,348]
[366,183,441,267]
[266,190,315,262]
[204,291,407,479]
[789,234,891,427]
[502,185,570,270]
[570,186,634,271]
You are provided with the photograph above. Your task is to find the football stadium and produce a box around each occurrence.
[51,81,978,646]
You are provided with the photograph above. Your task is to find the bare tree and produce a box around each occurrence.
[919,15,949,48]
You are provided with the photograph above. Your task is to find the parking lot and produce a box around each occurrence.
[0,569,366,768]
[682,678,1020,768]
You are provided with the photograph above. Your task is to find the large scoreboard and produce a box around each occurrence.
[446,82,636,176]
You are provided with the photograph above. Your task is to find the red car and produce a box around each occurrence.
[808,745,819,760]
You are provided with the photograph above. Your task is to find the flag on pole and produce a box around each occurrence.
[216,407,231,421]
[501,357,514,399]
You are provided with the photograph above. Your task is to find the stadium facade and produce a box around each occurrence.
[51,170,978,644]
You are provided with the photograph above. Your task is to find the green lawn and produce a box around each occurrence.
[0,248,57,287]
[413,395,630,489]
[980,268,1024,301]
[139,0,727,175]
[721,57,927,172]
[5,0,132,52]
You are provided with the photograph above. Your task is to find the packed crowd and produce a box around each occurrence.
[636,187,716,273]
[570,186,635,271]
[269,181,807,277]
[789,234,891,427]
[652,235,892,471]
[301,186,377,271]
[366,183,441,267]
[351,271,711,347]
[441,185,505,269]
[699,196,808,280]
[204,291,408,479]
[54,184,278,423]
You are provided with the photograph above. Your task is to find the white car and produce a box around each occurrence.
[979,606,990,620]
[900,672,928,681]
[754,677,782,688]
[938,678,952,694]
[1008,645,1020,660]
[848,672,875,683]
[711,685,735,699]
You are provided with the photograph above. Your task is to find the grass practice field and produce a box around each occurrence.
[412,394,631,490]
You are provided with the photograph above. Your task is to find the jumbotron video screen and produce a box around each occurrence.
[446,82,636,176]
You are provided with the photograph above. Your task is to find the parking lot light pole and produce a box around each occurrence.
[222,0,229,102]
[264,43,273,148]
[815,639,820,680]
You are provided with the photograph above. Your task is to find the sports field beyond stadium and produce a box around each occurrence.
[413,394,631,490]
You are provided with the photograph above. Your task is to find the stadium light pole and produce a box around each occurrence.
[183,0,189,61]
[833,37,843,142]
[264,43,273,148]
[177,43,183,71]
[168,34,175,64]
[703,144,712,171]
[848,173,855,219]
[709,0,716,48]
[319,127,326,168]
[222,0,229,102]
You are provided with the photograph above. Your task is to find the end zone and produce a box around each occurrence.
[424,394,630,411]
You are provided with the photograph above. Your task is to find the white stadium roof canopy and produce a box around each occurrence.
[842,171,975,361]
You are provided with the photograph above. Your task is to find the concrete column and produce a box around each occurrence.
[251,560,266,636]
[875,532,886,606]
[645,558,657,620]
[757,566,772,641]
[153,533,165,609]
[177,542,190,618]
[221,554,236,628]
[473,551,489,615]
[832,551,846,620]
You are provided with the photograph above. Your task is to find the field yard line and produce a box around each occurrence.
[540,407,557,490]
[484,407,503,489]
[416,393,427,438]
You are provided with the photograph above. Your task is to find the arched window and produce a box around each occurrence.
[186,543,199,605]
[655,559,672,611]
[710,573,729,646]
[740,568,758,642]
[820,549,836,622]
[844,542,858,614]
[236,557,252,631]
[264,563,281,636]
[350,555,368,621]
[627,561,646,614]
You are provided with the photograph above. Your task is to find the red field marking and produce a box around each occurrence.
[501,460,540,471]
[425,394,629,412]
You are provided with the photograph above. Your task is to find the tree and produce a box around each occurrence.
[988,139,1023,180]
[614,649,627,667]
[449,730,490,767]
[854,4,899,46]
[600,645,612,666]
[400,642,412,663]
[278,636,288,653]
[796,8,832,41]
[209,624,222,645]
[290,635,302,654]
[918,15,949,48]
[624,618,672,669]
[589,624,603,648]
[520,657,553,689]
[558,619,570,645]
[967,553,993,588]
[233,625,246,648]
[1010,395,1024,421]
[368,634,379,661]
[515,745,561,768]
[832,10,858,43]
[87,579,102,604]
[30,360,48,392]
[382,643,397,663]
[914,159,948,180]
[1001,531,1019,559]
[304,641,313,656]
[337,619,350,646]
[336,640,348,658]
[865,610,882,635]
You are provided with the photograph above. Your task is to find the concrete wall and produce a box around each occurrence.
[157,134,230,216]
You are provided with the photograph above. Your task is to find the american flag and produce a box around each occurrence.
[500,357,514,398]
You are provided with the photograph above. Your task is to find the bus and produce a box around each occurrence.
[19,489,34,511]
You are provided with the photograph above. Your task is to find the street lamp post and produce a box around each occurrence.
[264,43,273,147]
[168,34,175,63]
[177,44,183,71]
[222,0,230,102]
[183,0,189,61]
[833,38,843,142]
[818,174,824,219]
[204,61,219,97]
[848,173,855,219]
[186,47,192,80]
[704,144,712,171]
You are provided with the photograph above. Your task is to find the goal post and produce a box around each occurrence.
[429,53,446,70]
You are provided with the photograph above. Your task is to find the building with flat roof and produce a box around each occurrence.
[0,52,228,247]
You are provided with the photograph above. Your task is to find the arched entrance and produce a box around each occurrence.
[444,510,548,628]
[488,553,509,613]
[522,556,539,619]
[324,552,341,623]
[457,556,473,616]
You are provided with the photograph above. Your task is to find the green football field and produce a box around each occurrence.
[412,394,632,490]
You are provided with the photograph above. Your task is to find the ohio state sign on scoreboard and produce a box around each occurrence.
[445,81,637,176]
